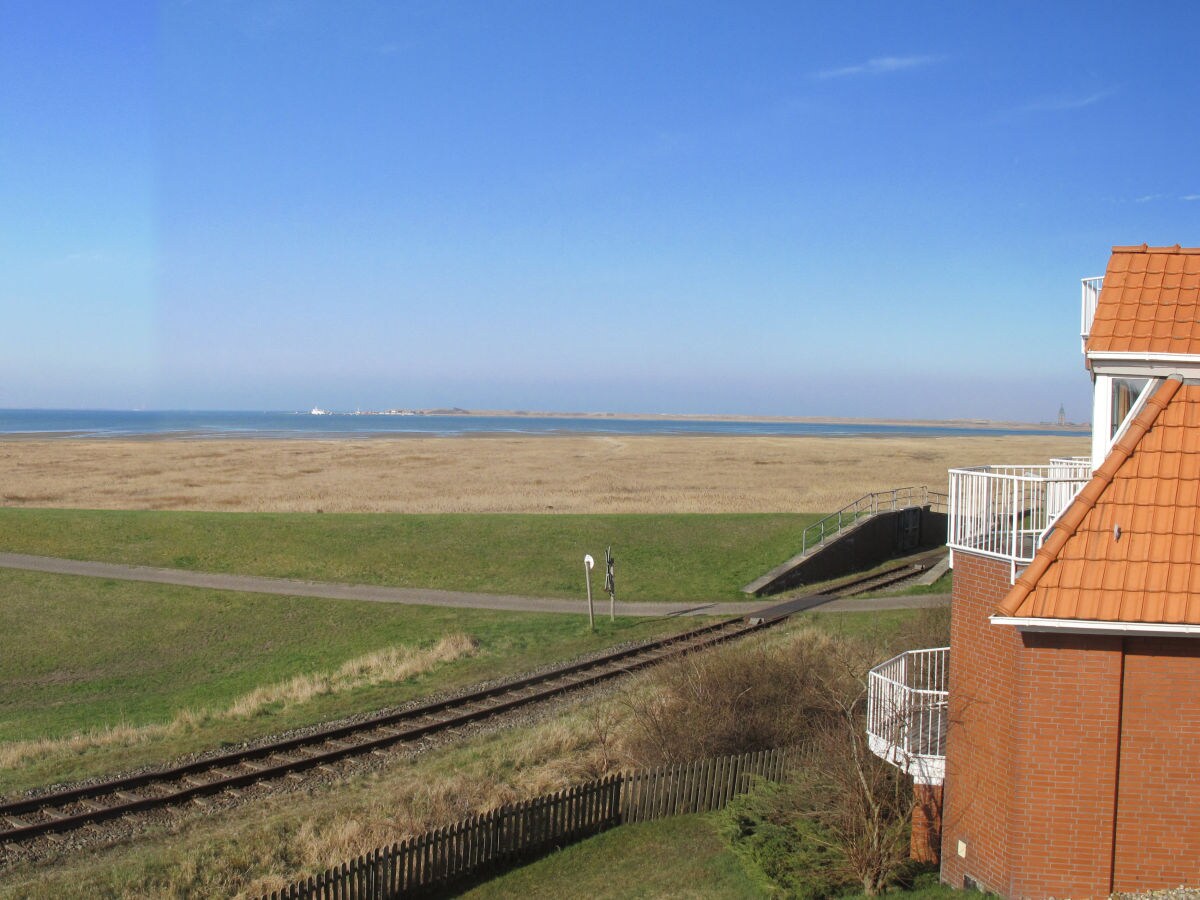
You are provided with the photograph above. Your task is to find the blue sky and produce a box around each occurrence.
[2,1,1197,421]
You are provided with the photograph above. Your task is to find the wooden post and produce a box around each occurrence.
[605,546,615,621]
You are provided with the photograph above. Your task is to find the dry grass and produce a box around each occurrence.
[0,618,929,898]
[244,622,884,892]
[0,434,1087,513]
[249,710,637,897]
[2,695,644,898]
[226,634,477,717]
[0,635,477,771]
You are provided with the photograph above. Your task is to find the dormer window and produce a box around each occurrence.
[1092,375,1155,467]
[1110,378,1149,439]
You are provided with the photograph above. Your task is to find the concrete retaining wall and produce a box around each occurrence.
[745,507,947,596]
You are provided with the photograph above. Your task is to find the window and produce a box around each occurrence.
[1111,378,1149,439]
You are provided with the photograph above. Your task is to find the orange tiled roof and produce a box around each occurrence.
[1086,245,1200,356]
[995,376,1200,625]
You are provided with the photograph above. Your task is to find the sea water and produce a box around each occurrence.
[0,409,1078,439]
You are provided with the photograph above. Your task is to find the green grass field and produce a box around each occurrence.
[0,507,833,795]
[460,814,766,899]
[0,568,691,795]
[0,508,821,602]
[459,813,969,900]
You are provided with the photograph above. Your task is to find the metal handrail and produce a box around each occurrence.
[801,486,941,555]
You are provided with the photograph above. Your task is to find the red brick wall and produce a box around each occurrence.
[1113,638,1200,890]
[941,552,1021,892]
[1008,632,1123,897]
[942,554,1200,897]
[911,784,943,864]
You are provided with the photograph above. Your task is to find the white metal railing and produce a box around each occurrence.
[867,647,949,785]
[1081,275,1104,352]
[800,486,946,555]
[947,461,1091,577]
[1048,456,1093,514]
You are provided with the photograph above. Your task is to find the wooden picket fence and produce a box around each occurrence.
[264,747,800,899]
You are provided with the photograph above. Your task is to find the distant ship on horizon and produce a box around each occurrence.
[310,406,330,415]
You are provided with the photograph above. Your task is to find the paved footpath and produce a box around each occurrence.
[0,551,948,618]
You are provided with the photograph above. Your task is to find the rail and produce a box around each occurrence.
[947,461,1091,577]
[800,486,945,555]
[0,617,781,846]
[867,647,948,785]
[1081,274,1104,352]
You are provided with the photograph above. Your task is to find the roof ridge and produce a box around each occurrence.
[1110,244,1200,254]
[994,376,1183,618]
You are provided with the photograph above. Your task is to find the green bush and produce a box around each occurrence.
[719,779,854,899]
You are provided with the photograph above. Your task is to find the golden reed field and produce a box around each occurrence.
[0,434,1089,514]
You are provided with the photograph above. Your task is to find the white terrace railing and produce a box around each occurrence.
[1081,275,1104,352]
[867,647,949,786]
[947,459,1092,579]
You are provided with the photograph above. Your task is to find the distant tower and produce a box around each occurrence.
[1057,403,1067,426]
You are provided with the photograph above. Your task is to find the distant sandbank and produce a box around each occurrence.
[451,409,1090,433]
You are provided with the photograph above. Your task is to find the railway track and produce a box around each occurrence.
[808,550,947,600]
[0,614,783,847]
[830,560,936,597]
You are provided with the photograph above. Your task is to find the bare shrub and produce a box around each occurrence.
[795,719,914,893]
[623,625,920,894]
[621,628,853,765]
[787,635,918,895]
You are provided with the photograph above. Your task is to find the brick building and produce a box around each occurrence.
[868,245,1200,897]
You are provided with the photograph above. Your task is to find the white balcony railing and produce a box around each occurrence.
[1081,275,1103,352]
[947,460,1091,578]
[867,647,949,785]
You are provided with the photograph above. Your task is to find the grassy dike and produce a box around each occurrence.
[0,568,692,795]
[0,508,826,794]
[0,508,821,603]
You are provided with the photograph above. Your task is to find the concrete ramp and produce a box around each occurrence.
[742,487,947,596]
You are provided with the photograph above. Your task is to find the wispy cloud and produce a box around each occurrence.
[1182,194,1200,202]
[1135,194,1163,204]
[814,55,941,80]
[56,250,107,265]
[989,88,1115,125]
[1016,89,1113,114]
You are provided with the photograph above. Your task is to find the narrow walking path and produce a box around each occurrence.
[0,552,948,618]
